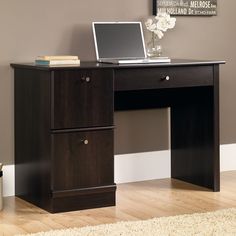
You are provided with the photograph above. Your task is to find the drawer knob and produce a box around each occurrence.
[85,77,91,82]
[165,76,170,81]
[83,139,89,145]
[81,77,91,83]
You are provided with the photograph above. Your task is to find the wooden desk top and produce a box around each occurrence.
[11,59,225,71]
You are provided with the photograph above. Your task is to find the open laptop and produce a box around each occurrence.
[92,22,170,64]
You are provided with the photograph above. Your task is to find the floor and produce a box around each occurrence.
[1,171,236,235]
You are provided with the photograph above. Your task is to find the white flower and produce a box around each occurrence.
[145,19,156,32]
[156,17,169,32]
[145,12,176,39]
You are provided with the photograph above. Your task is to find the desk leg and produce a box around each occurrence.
[171,86,219,191]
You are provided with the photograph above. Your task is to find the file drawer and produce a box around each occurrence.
[52,129,114,191]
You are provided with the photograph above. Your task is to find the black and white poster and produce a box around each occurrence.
[153,0,217,16]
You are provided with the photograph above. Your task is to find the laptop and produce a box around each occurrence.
[92,22,170,64]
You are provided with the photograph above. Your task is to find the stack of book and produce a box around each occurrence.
[35,55,80,66]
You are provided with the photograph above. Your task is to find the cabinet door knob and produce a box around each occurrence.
[83,139,89,145]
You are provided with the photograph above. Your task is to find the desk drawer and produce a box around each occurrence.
[52,69,113,129]
[114,66,213,91]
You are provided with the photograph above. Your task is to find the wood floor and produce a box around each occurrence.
[1,171,236,236]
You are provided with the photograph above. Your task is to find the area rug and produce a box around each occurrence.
[17,208,236,236]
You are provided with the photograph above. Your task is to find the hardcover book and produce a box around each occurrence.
[35,59,80,66]
[36,55,79,60]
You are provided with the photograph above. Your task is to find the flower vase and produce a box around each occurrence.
[146,32,162,58]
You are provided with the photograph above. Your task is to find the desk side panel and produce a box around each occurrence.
[171,71,219,191]
[14,68,52,210]
[213,64,220,191]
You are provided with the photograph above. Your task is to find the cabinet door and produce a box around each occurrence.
[52,129,114,191]
[52,69,113,129]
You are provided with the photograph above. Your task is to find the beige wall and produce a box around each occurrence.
[0,0,235,164]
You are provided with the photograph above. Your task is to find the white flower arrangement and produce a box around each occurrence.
[145,12,176,39]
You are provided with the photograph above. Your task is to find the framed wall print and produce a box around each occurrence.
[153,0,217,16]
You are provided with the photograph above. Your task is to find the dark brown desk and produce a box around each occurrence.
[11,59,224,213]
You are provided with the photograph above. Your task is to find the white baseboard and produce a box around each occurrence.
[115,150,171,183]
[220,143,236,171]
[2,143,236,196]
[2,165,14,197]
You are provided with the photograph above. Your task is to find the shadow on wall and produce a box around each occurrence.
[114,109,170,155]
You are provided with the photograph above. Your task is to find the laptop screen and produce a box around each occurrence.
[92,22,147,60]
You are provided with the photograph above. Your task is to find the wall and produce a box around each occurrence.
[0,0,236,166]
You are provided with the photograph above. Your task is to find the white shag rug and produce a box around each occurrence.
[17,208,236,236]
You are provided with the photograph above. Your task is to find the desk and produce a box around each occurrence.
[11,59,224,213]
